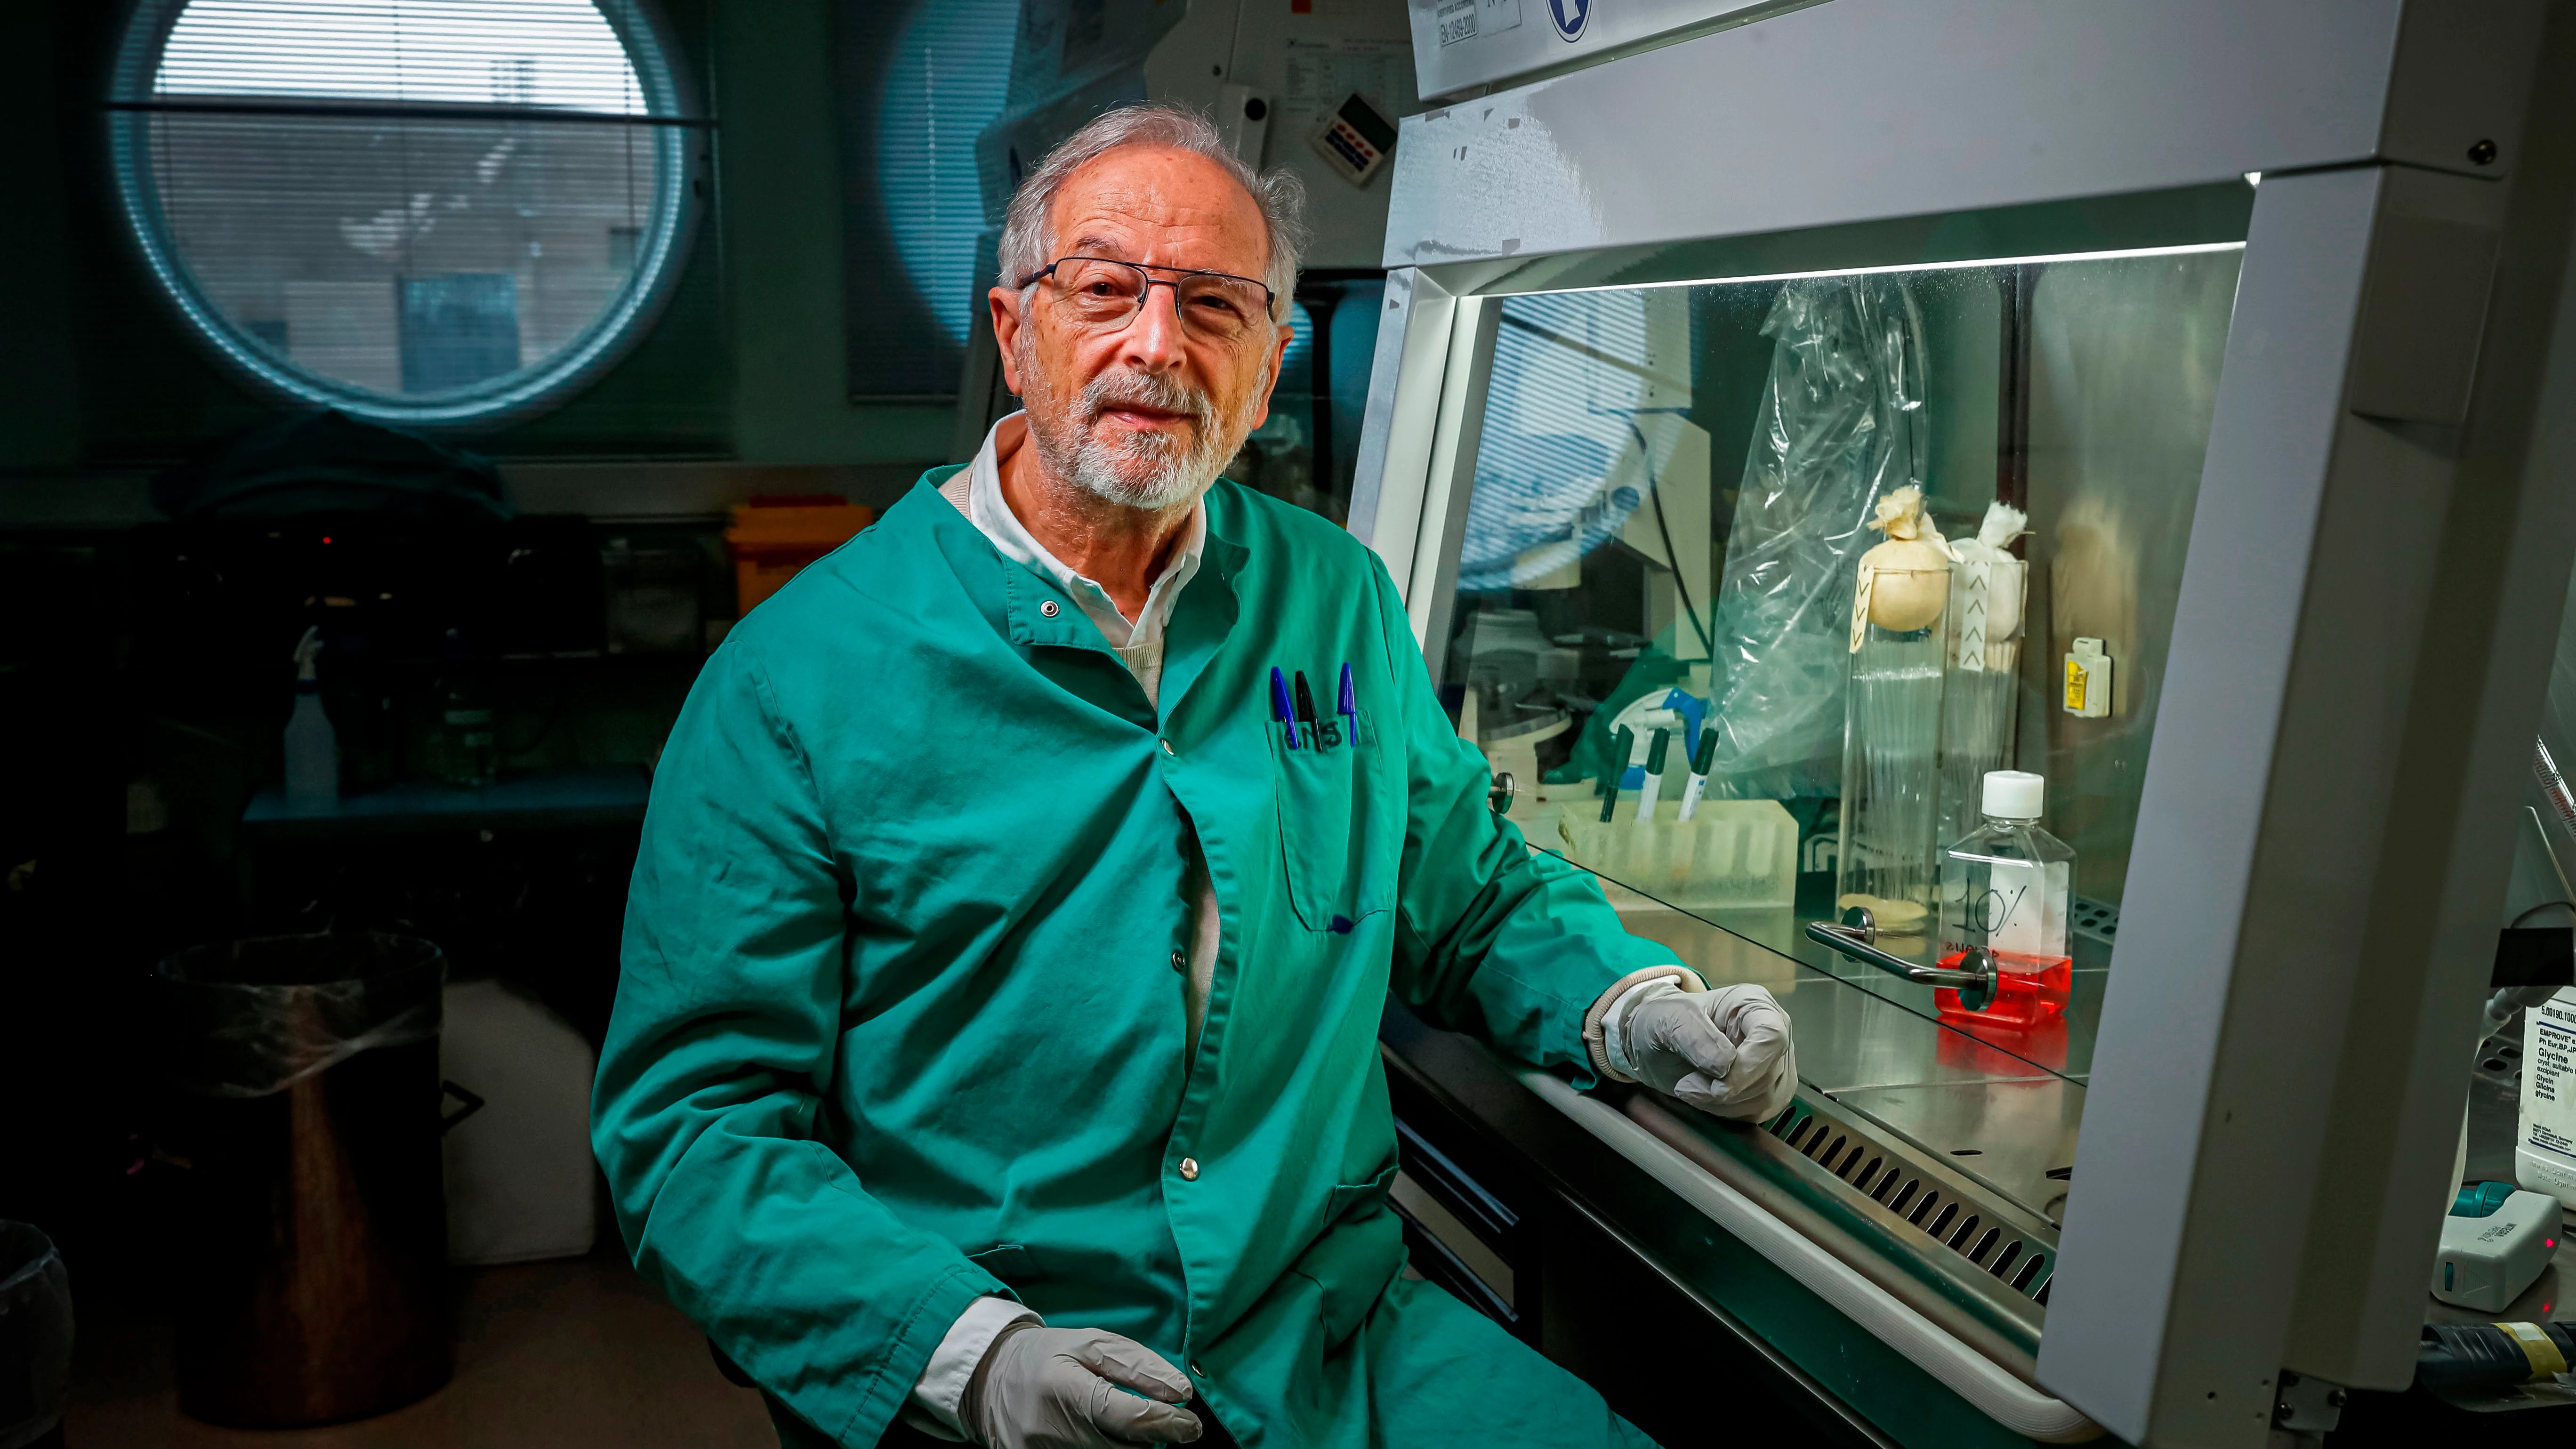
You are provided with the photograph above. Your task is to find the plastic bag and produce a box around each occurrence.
[1699,277,1926,799]
[0,1222,71,1449]
[154,933,446,1099]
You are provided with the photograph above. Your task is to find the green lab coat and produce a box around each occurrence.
[592,472,1672,1447]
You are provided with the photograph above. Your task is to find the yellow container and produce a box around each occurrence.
[725,495,874,613]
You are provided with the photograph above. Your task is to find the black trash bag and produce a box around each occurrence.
[155,932,445,1099]
[152,410,512,524]
[153,932,459,1427]
[0,1222,71,1449]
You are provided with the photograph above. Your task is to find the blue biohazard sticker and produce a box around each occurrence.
[1549,0,1590,42]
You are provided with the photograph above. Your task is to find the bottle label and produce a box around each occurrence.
[1945,855,2069,961]
[1976,859,2044,956]
[2526,990,2576,1165]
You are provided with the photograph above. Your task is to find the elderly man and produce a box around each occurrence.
[592,105,1795,1449]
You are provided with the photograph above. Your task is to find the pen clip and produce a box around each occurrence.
[1271,666,1300,750]
[1293,670,1323,750]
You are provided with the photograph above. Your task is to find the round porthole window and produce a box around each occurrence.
[108,0,704,430]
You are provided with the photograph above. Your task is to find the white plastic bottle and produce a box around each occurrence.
[1935,770,2074,1026]
[283,625,339,811]
[2519,985,2576,1210]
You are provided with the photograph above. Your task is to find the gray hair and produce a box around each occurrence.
[997,104,1309,315]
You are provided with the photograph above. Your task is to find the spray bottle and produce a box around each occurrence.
[284,625,339,810]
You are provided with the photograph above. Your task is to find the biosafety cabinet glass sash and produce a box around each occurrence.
[1442,242,2246,1089]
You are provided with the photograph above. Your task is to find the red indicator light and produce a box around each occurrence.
[321,535,332,544]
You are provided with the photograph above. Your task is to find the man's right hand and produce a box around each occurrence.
[961,1323,1203,1448]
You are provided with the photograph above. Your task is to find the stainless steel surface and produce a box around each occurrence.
[1808,910,1999,1011]
[1827,1080,2080,1229]
[1605,899,2085,1230]
[1596,877,2106,1085]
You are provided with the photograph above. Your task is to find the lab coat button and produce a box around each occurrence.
[1178,1157,1200,1181]
[1190,1362,1208,1379]
[1160,739,1176,757]
[1171,950,1187,972]
[1039,599,1060,618]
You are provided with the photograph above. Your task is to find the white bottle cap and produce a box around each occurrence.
[1983,770,2045,820]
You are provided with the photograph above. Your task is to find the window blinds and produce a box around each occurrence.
[839,0,1022,400]
[111,0,699,424]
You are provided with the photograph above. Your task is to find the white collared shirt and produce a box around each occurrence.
[950,412,1207,702]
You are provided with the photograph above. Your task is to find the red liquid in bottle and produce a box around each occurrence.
[1933,949,2071,1026]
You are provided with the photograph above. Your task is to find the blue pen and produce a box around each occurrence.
[1336,663,1359,747]
[1271,667,1300,749]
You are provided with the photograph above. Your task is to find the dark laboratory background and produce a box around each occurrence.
[0,1,1388,1445]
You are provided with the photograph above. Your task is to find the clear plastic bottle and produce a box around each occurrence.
[283,625,339,810]
[435,628,499,789]
[1935,770,2074,1025]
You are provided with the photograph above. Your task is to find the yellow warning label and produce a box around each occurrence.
[2064,658,2088,713]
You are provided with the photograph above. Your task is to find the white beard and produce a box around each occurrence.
[1021,343,1262,511]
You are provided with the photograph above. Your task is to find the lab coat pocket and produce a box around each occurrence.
[1269,710,1389,933]
[967,1243,1038,1289]
[1324,1162,1399,1223]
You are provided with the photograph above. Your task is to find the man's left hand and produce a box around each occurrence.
[1620,983,1796,1122]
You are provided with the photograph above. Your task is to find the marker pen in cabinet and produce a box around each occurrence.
[1600,726,1636,823]
[1676,727,1721,822]
[1634,728,1672,827]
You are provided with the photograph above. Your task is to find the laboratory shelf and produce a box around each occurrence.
[242,765,652,839]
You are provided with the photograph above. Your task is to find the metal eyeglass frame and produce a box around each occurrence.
[1014,256,1282,334]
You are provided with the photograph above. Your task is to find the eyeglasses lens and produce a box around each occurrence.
[1051,259,1267,341]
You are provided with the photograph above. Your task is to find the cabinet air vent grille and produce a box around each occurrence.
[1766,1103,2054,1302]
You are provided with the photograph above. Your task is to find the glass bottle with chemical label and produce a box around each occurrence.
[1936,770,2074,1024]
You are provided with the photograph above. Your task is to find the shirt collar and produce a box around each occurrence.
[965,411,1207,649]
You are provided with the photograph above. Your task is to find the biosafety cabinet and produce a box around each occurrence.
[1351,3,2576,1447]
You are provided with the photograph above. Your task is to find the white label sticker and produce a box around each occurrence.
[1982,859,2045,956]
[1436,0,1478,45]
[1281,37,1419,129]
[1481,0,1525,33]
[2528,993,2576,1161]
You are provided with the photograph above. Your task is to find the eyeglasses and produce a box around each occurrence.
[1016,256,1279,343]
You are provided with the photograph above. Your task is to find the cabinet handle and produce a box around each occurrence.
[1804,907,1998,1014]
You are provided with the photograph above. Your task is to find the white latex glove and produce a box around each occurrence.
[1619,982,1797,1122]
[961,1323,1203,1449]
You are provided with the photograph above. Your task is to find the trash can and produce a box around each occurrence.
[0,1222,71,1449]
[153,932,477,1427]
